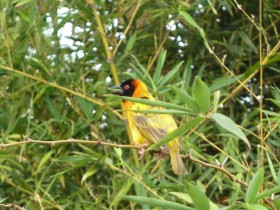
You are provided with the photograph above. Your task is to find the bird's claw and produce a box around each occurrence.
[139,143,148,159]
[155,150,166,159]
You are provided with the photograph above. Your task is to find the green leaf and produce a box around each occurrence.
[239,31,258,54]
[129,108,192,115]
[213,90,220,113]
[81,167,98,184]
[134,183,149,209]
[170,86,200,113]
[153,49,166,84]
[170,192,219,210]
[209,74,244,91]
[248,204,269,210]
[122,195,194,210]
[265,150,278,183]
[187,183,210,210]
[45,93,61,119]
[169,192,192,203]
[182,59,193,88]
[111,180,135,209]
[245,168,264,204]
[255,186,280,200]
[15,0,34,7]
[77,96,94,121]
[117,96,191,113]
[131,56,153,85]
[33,151,53,175]
[179,11,205,37]
[158,61,183,88]
[192,77,210,113]
[148,117,202,151]
[266,98,280,107]
[125,32,137,53]
[211,113,251,149]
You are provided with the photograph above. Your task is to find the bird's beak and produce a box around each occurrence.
[110,84,123,95]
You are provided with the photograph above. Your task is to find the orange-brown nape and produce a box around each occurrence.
[116,78,186,175]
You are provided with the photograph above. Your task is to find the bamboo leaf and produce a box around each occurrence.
[116,95,191,112]
[248,204,269,210]
[158,61,183,88]
[187,183,210,210]
[81,167,98,184]
[153,49,166,84]
[255,186,280,200]
[212,113,251,149]
[33,151,53,175]
[125,32,137,53]
[170,86,200,113]
[265,150,278,183]
[192,77,210,113]
[245,168,264,204]
[122,195,194,210]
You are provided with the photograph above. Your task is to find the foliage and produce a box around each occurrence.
[0,0,279,209]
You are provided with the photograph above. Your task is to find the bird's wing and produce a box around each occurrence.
[131,103,177,145]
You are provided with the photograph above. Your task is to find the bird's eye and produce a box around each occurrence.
[124,84,130,90]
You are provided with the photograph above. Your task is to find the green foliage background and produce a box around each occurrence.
[0,0,279,209]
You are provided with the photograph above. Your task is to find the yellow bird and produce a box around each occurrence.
[113,78,186,175]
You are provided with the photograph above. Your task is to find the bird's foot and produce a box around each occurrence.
[155,150,166,159]
[139,143,148,159]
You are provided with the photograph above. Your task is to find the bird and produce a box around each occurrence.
[112,78,186,175]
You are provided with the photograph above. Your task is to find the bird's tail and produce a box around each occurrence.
[170,150,187,175]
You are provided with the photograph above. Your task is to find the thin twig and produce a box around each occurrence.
[183,153,248,188]
[258,0,264,168]
[192,130,251,173]
[0,203,25,210]
[146,32,169,72]
[0,137,142,149]
[113,0,142,57]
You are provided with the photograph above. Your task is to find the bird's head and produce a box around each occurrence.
[111,78,149,98]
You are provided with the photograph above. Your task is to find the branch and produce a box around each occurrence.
[0,137,141,149]
[182,152,248,188]
[0,203,25,210]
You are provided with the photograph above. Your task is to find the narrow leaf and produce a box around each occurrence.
[81,167,98,184]
[117,96,190,112]
[122,195,193,210]
[148,117,202,151]
[169,192,192,203]
[265,150,277,183]
[129,109,193,115]
[213,90,220,113]
[125,32,137,53]
[158,61,183,87]
[179,11,205,39]
[179,11,203,35]
[153,49,166,84]
[239,31,258,54]
[255,186,280,200]
[245,168,264,204]
[187,183,210,210]
[170,86,200,113]
[248,204,269,210]
[211,113,251,149]
[192,77,210,113]
[182,59,193,88]
[33,151,53,175]
[45,94,61,119]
